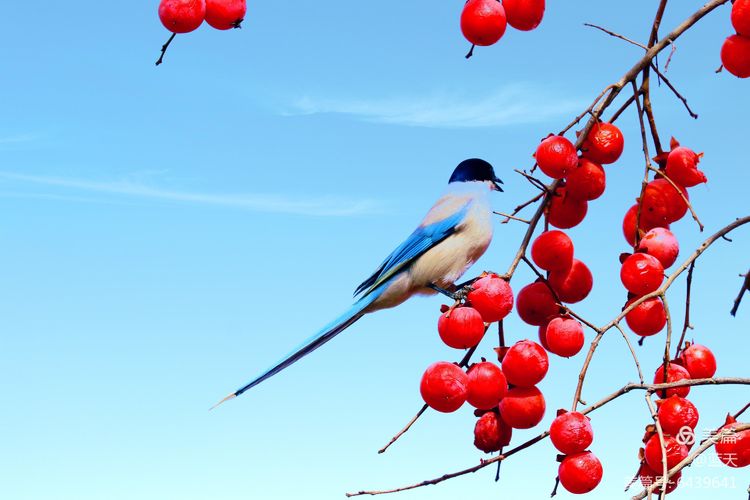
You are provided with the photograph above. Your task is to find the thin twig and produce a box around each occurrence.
[493,211,531,224]
[674,261,695,357]
[650,63,698,118]
[584,23,647,49]
[731,269,750,316]
[155,32,177,66]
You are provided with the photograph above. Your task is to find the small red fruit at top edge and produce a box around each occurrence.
[679,343,717,379]
[498,385,546,429]
[644,433,689,471]
[548,259,594,303]
[516,281,560,326]
[205,0,247,30]
[474,411,513,453]
[466,361,508,410]
[657,395,700,436]
[547,185,589,229]
[581,122,624,164]
[438,306,486,349]
[159,0,206,34]
[721,34,750,78]
[419,362,468,413]
[550,411,594,455]
[715,414,750,467]
[637,227,680,268]
[502,340,549,387]
[665,146,707,187]
[466,273,514,322]
[502,0,545,31]
[534,135,578,179]
[623,204,669,247]
[565,158,606,201]
[625,296,667,336]
[620,253,664,296]
[653,362,691,399]
[544,316,585,357]
[732,0,750,37]
[638,463,681,494]
[558,451,603,494]
[531,230,574,272]
[641,179,689,225]
[460,0,508,46]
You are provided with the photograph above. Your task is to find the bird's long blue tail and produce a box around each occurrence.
[211,287,383,409]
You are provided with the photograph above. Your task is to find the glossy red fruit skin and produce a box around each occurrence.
[558,451,603,494]
[545,316,585,357]
[466,273,514,322]
[620,253,664,296]
[498,386,546,429]
[653,362,691,399]
[438,307,485,349]
[531,230,574,272]
[732,0,750,37]
[159,0,206,34]
[419,362,468,413]
[641,179,689,224]
[547,186,588,229]
[679,344,717,379]
[535,135,578,179]
[474,411,513,453]
[644,434,689,471]
[582,122,624,164]
[625,297,667,336]
[538,322,551,350]
[657,395,699,436]
[205,0,246,30]
[502,340,549,387]
[721,34,750,78]
[516,282,560,326]
[565,158,606,201]
[623,204,669,247]
[502,0,545,31]
[549,259,593,304]
[715,416,750,468]
[550,411,594,455]
[466,362,508,410]
[638,463,681,494]
[665,146,707,187]
[460,0,508,46]
[637,228,679,268]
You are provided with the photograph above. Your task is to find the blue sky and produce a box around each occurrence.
[0,1,748,499]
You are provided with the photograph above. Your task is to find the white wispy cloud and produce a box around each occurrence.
[283,84,584,128]
[0,134,35,145]
[0,172,382,217]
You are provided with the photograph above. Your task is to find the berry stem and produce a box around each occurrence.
[155,32,177,66]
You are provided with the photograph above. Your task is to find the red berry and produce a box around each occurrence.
[419,362,468,413]
[623,204,669,247]
[653,362,691,399]
[679,344,717,379]
[565,158,606,201]
[498,386,546,429]
[460,0,508,46]
[582,122,624,164]
[637,463,681,494]
[158,0,206,34]
[657,395,699,436]
[665,146,707,187]
[715,415,750,468]
[466,362,508,410]
[620,253,664,296]
[644,433,689,471]
[502,0,545,31]
[474,411,513,453]
[205,0,246,30]
[538,322,551,350]
[438,307,485,349]
[516,282,560,326]
[637,228,679,268]
[641,179,689,225]
[466,273,514,322]
[550,411,594,455]
[534,135,578,179]
[625,297,667,336]
[545,316,585,357]
[732,0,750,37]
[548,259,594,304]
[558,451,603,494]
[547,186,588,229]
[531,230,574,272]
[502,340,549,387]
[721,34,750,78]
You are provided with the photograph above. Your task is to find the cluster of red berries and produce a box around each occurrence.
[159,0,246,34]
[721,0,750,78]
[460,0,545,54]
[550,410,602,494]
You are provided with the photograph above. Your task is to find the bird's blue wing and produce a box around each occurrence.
[354,200,471,298]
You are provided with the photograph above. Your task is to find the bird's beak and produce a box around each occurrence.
[492,177,504,192]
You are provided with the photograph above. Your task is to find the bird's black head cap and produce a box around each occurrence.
[449,158,503,191]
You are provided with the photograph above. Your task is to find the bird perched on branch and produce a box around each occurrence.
[212,158,503,408]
